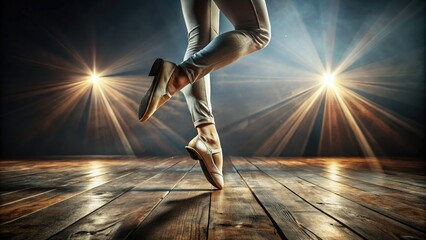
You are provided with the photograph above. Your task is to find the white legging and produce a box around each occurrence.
[179,0,271,127]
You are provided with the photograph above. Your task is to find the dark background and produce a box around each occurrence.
[1,0,425,157]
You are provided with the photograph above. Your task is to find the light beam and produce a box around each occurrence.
[89,73,100,84]
[323,73,335,88]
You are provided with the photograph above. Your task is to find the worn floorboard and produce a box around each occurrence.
[0,156,424,240]
[50,158,195,240]
[208,159,280,240]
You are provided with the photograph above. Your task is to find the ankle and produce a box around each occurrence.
[199,134,221,149]
[167,67,190,95]
[196,123,221,148]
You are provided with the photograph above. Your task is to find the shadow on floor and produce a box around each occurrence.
[128,192,210,239]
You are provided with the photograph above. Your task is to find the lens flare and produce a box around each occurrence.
[4,0,423,160]
[218,0,424,171]
[323,73,335,88]
[89,73,100,84]
[5,31,188,156]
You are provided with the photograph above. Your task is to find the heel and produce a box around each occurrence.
[185,146,200,160]
[149,58,163,76]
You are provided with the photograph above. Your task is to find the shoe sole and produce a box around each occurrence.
[138,58,163,122]
[185,146,222,189]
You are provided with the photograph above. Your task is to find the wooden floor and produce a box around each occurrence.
[0,157,425,240]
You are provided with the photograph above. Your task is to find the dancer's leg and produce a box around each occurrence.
[180,0,223,186]
[180,0,219,128]
[140,0,270,126]
[180,0,221,160]
[167,0,270,94]
[179,0,271,83]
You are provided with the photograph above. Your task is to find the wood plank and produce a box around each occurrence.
[127,162,212,240]
[49,159,196,240]
[313,157,426,175]
[0,166,150,223]
[231,157,361,240]
[277,158,426,209]
[266,158,426,231]
[0,158,181,240]
[0,159,141,197]
[0,158,139,184]
[247,158,426,239]
[0,160,84,178]
[0,157,423,240]
[208,158,280,240]
[299,173,426,231]
[0,159,141,205]
[0,159,124,181]
[307,158,426,188]
[0,158,169,224]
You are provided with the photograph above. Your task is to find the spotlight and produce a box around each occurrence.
[89,74,100,84]
[323,73,335,87]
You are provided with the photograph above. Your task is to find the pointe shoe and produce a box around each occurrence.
[185,137,224,189]
[138,58,176,122]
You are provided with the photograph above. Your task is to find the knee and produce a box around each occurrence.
[252,28,271,50]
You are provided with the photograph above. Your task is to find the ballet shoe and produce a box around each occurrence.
[139,58,176,122]
[185,136,224,189]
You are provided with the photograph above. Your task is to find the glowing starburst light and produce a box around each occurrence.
[323,73,335,87]
[89,73,101,84]
[219,0,424,166]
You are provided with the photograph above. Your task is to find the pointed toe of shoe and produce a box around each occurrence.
[212,174,224,189]
[138,58,176,122]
